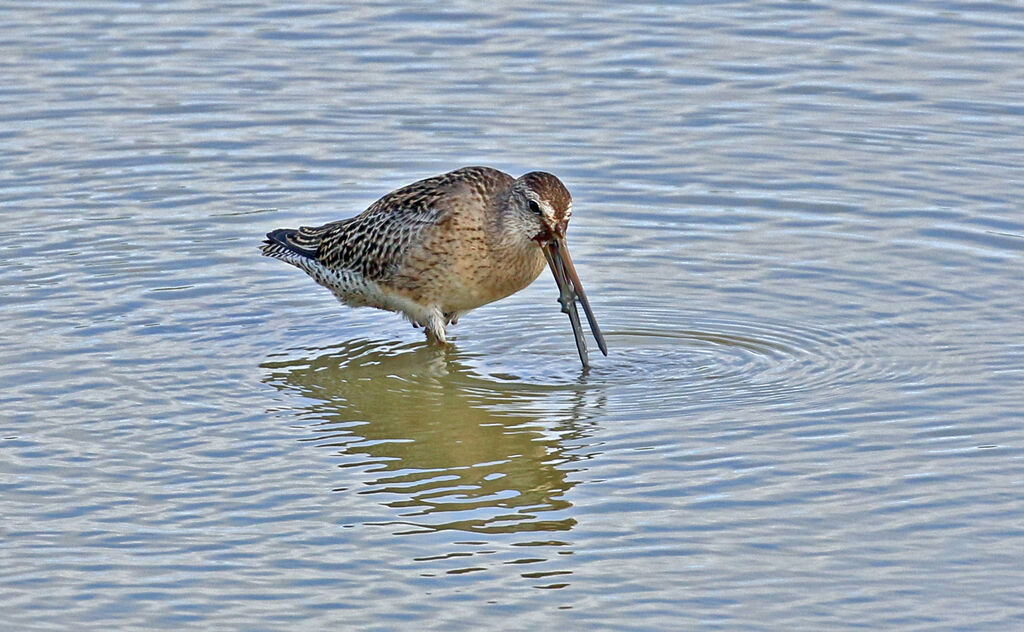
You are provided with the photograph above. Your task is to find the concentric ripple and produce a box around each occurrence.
[461,305,924,410]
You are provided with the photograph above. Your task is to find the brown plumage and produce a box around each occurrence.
[261,166,606,367]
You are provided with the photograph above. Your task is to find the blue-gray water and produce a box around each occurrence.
[3,1,1023,630]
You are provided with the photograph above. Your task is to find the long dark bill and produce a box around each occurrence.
[542,237,608,369]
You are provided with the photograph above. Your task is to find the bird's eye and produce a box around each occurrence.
[528,200,542,215]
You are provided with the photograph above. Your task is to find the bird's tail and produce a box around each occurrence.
[260,227,322,262]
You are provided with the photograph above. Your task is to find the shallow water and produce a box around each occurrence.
[3,1,1024,630]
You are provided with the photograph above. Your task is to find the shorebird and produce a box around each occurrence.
[260,166,607,368]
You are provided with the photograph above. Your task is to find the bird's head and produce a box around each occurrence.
[508,171,574,243]
[507,171,607,368]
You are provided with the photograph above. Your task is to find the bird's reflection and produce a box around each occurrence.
[262,338,602,535]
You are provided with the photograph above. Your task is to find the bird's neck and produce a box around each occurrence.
[478,195,543,280]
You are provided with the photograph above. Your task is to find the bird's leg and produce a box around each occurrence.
[423,309,449,346]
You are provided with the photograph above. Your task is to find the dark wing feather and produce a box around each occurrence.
[262,227,319,258]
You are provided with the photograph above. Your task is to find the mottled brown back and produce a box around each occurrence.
[285,167,515,282]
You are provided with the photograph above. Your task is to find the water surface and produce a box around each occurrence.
[2,1,1023,630]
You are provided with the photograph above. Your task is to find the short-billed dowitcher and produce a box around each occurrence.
[260,166,606,368]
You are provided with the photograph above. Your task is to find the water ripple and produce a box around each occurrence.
[461,304,924,415]
[4,0,1024,629]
